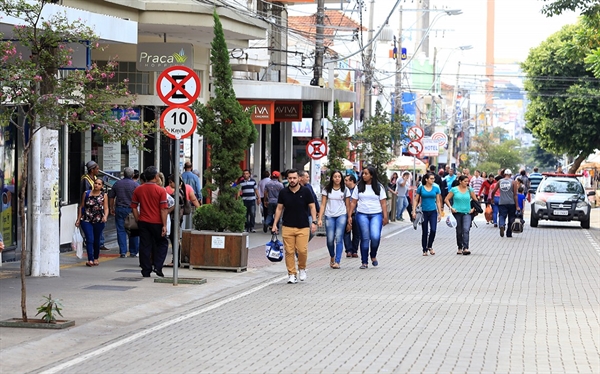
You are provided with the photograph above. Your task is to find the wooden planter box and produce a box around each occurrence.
[181,230,249,272]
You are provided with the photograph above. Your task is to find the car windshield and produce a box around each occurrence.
[540,179,584,194]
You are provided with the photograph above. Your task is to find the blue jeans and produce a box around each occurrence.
[454,212,473,249]
[421,210,438,252]
[243,200,257,231]
[396,195,408,220]
[325,215,347,264]
[343,213,360,254]
[492,196,500,224]
[356,212,383,265]
[498,204,516,236]
[80,221,105,262]
[115,206,139,256]
[265,202,279,228]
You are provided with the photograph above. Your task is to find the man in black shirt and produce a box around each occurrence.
[272,169,317,284]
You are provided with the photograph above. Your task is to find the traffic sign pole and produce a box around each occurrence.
[156,66,201,286]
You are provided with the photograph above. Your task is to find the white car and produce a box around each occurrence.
[530,174,594,229]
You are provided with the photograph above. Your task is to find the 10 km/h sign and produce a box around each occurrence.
[160,106,197,139]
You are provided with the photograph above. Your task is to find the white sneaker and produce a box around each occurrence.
[299,269,307,281]
[287,275,297,284]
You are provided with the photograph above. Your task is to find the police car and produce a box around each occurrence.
[530,173,594,228]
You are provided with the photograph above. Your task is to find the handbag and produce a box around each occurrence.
[511,211,524,234]
[265,234,284,262]
[471,199,483,214]
[124,212,138,231]
[71,228,84,259]
[182,199,192,215]
[484,204,493,222]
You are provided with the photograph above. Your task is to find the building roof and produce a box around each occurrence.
[288,10,365,47]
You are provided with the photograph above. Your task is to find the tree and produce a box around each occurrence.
[326,100,351,172]
[523,142,560,171]
[192,10,257,232]
[353,101,401,185]
[0,0,150,322]
[471,129,521,173]
[541,0,600,17]
[521,21,600,173]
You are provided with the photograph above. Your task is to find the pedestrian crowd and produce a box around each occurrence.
[76,161,201,277]
[74,160,550,283]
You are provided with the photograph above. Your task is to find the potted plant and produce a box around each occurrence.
[183,10,257,272]
[0,294,75,329]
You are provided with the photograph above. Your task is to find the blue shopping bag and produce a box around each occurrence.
[265,234,284,262]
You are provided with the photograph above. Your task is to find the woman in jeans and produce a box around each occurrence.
[412,172,442,256]
[445,175,478,255]
[349,165,388,269]
[76,179,109,267]
[395,171,410,220]
[318,170,349,269]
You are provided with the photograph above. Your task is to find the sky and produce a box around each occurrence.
[287,0,580,84]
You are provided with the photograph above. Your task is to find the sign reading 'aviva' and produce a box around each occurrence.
[136,43,194,71]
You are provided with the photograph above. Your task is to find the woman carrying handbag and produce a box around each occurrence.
[445,175,479,255]
[75,179,109,267]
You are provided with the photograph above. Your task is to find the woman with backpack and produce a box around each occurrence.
[75,179,109,267]
[318,170,349,269]
[412,172,443,256]
[445,175,479,255]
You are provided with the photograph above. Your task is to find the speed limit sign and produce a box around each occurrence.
[160,106,197,139]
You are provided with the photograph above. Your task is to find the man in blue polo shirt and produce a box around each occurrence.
[272,169,317,284]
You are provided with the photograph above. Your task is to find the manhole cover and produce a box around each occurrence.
[116,269,141,273]
[112,277,143,282]
[84,285,135,291]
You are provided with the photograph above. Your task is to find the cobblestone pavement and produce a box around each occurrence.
[2,210,600,374]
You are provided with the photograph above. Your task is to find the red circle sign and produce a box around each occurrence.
[408,126,424,141]
[160,106,197,139]
[156,66,201,106]
[306,138,328,160]
[407,141,423,156]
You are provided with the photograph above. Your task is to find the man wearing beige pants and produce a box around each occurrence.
[272,169,317,284]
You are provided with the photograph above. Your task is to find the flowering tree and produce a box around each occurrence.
[0,0,152,321]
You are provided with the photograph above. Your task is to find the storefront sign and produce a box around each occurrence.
[274,102,302,122]
[136,43,194,71]
[239,101,274,124]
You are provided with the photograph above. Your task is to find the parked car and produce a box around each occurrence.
[530,173,595,228]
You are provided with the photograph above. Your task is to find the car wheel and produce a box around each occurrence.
[530,211,539,227]
[581,216,590,229]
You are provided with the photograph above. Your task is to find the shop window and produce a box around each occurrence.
[97,61,150,95]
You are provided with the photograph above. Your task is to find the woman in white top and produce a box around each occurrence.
[349,165,389,269]
[318,171,350,269]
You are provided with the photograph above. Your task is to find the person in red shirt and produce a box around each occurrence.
[130,166,169,278]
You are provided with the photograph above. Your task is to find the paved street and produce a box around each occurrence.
[1,209,599,374]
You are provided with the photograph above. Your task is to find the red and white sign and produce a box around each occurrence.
[431,132,448,147]
[407,141,423,156]
[306,138,328,160]
[156,66,201,106]
[160,106,197,139]
[407,126,424,141]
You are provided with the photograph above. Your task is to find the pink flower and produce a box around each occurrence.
[86,74,93,81]
[33,75,42,82]
[89,110,95,115]
[101,73,106,78]
[88,94,93,99]
[72,112,78,118]
[67,60,72,66]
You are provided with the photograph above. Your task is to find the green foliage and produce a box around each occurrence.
[471,129,521,173]
[326,101,351,172]
[521,20,600,172]
[353,101,400,185]
[541,0,600,17]
[35,294,63,323]
[192,11,257,232]
[192,201,245,232]
[523,142,560,170]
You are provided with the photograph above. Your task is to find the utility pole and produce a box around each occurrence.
[393,6,403,156]
[311,0,325,139]
[362,0,375,122]
[447,62,461,171]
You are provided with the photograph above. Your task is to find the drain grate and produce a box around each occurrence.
[112,277,143,282]
[116,269,141,273]
[84,285,135,291]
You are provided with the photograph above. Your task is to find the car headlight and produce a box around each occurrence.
[534,200,546,208]
[576,200,588,208]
